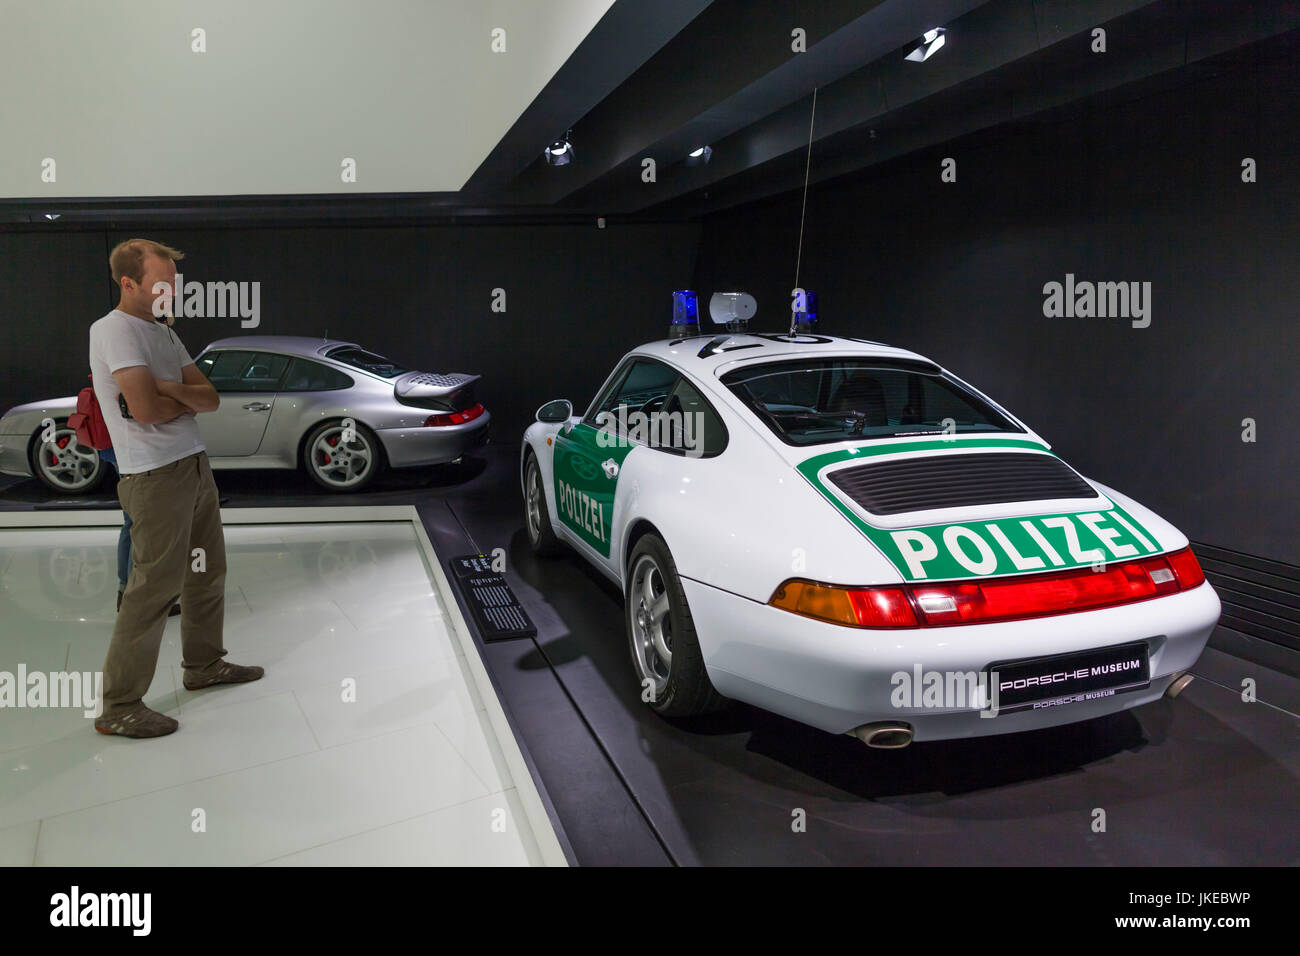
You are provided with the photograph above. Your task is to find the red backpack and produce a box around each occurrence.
[66,375,113,450]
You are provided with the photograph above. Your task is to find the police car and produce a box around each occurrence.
[520,307,1220,747]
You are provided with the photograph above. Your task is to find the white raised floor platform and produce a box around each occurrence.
[0,506,566,866]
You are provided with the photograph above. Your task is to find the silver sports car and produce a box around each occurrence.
[0,336,489,493]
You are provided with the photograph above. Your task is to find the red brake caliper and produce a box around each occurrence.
[324,432,339,464]
[50,435,69,465]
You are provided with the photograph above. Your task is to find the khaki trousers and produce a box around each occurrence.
[102,451,227,718]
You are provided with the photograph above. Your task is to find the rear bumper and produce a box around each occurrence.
[376,413,490,468]
[682,577,1221,740]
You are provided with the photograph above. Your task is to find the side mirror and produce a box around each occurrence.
[535,399,573,424]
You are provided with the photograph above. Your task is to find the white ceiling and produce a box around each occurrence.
[0,0,615,198]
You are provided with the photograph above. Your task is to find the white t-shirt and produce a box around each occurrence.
[89,309,205,474]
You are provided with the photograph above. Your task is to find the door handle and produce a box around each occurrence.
[601,458,619,479]
[242,402,271,411]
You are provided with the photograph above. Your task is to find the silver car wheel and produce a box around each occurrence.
[629,553,673,699]
[525,460,543,541]
[35,428,103,492]
[308,424,375,489]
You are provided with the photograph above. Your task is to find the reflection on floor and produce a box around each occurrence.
[0,521,549,866]
[444,454,1300,866]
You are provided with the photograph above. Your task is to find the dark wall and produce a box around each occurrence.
[0,232,113,402]
[2,48,1294,569]
[0,221,701,438]
[694,52,1300,565]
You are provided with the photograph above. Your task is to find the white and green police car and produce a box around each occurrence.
[520,333,1220,746]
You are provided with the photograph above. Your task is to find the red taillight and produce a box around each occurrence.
[424,402,485,427]
[912,555,1180,625]
[769,546,1206,629]
[770,580,918,628]
[1165,547,1206,589]
[846,587,919,628]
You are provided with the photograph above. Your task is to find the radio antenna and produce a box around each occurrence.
[789,86,818,338]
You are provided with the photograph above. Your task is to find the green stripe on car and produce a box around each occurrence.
[552,422,636,557]
[796,437,1162,581]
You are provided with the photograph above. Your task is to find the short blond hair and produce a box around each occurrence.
[109,238,185,286]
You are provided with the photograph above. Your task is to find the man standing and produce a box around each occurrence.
[90,238,263,738]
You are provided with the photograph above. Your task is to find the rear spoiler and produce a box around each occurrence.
[393,371,481,400]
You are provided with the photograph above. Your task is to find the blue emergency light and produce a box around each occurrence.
[670,290,700,339]
[792,289,818,332]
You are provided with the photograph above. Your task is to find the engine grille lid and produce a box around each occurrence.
[827,451,1097,516]
[394,371,479,398]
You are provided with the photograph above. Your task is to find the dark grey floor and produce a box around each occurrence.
[3,445,1297,865]
[448,469,1300,866]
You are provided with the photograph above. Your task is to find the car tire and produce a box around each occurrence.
[626,533,728,718]
[523,452,564,556]
[28,420,107,495]
[302,420,384,493]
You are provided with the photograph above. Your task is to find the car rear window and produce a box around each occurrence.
[721,359,1022,446]
[324,346,410,378]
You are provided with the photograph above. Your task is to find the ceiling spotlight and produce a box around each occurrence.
[544,129,574,166]
[905,27,946,62]
[685,145,713,166]
[44,213,60,220]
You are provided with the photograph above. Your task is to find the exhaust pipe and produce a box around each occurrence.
[849,721,914,749]
[1165,672,1195,699]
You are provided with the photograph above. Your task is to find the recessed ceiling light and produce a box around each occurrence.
[905,27,946,62]
[544,129,574,166]
[685,145,713,166]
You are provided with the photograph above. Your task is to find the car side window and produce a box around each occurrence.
[588,359,679,428]
[281,358,354,392]
[197,350,255,392]
[660,376,728,457]
[239,352,291,392]
[583,361,633,425]
[196,350,289,393]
